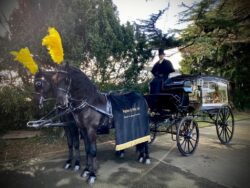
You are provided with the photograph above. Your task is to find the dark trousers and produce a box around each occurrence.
[149,77,164,94]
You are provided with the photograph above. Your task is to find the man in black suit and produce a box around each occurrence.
[150,48,175,94]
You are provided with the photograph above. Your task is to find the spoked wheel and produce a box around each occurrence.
[216,105,234,144]
[177,117,199,156]
[149,122,157,144]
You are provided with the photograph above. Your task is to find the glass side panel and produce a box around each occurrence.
[189,81,200,102]
[201,80,228,106]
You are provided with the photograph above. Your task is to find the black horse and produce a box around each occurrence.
[53,64,150,184]
[33,70,81,171]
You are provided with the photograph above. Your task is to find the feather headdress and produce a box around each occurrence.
[10,47,38,75]
[42,27,64,64]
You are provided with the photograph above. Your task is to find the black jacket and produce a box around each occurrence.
[151,59,175,78]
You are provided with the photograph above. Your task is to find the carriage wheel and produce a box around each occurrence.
[149,122,157,144]
[176,117,199,156]
[216,105,234,144]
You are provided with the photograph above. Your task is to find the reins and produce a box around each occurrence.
[27,106,73,128]
[27,96,113,128]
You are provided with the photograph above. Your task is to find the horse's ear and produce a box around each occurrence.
[35,67,42,76]
[38,67,42,73]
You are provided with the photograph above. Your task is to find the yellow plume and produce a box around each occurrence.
[42,27,64,64]
[10,47,38,75]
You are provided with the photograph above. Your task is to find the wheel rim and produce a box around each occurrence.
[177,118,199,156]
[216,106,234,144]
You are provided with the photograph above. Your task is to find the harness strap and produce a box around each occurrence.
[70,98,113,118]
[28,97,113,128]
[87,102,113,118]
[40,107,58,120]
[33,92,55,102]
[27,107,72,128]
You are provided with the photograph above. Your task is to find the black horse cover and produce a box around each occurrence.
[109,92,150,151]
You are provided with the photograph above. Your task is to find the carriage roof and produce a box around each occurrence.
[168,74,229,85]
[148,74,231,113]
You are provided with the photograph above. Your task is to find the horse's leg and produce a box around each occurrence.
[73,126,80,171]
[115,150,125,158]
[144,142,151,164]
[87,128,97,184]
[80,128,91,178]
[137,143,145,163]
[120,150,125,158]
[64,126,73,169]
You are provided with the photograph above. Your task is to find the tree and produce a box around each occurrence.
[0,0,152,90]
[136,4,180,49]
[179,0,250,109]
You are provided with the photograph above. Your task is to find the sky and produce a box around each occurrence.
[0,0,18,37]
[112,0,197,33]
[112,0,199,70]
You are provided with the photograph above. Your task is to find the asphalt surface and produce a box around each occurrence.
[0,119,249,188]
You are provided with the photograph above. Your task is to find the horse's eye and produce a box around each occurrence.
[35,81,42,87]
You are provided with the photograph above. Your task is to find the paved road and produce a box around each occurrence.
[0,120,249,188]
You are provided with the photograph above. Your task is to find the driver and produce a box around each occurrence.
[150,48,175,94]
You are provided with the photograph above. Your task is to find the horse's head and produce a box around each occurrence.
[53,63,96,109]
[34,69,54,108]
[53,69,71,109]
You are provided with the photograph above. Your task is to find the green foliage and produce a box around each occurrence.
[0,86,36,133]
[179,0,250,109]
[136,5,181,49]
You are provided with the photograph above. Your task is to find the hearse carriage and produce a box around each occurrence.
[26,69,235,184]
[28,73,235,157]
[145,74,234,156]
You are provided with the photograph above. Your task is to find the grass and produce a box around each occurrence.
[0,127,115,168]
[197,111,250,128]
[233,112,250,121]
[197,122,213,128]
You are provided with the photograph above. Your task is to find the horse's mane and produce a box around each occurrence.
[67,65,99,101]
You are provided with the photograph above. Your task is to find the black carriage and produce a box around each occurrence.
[144,74,234,156]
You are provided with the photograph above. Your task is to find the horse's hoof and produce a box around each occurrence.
[138,157,144,163]
[145,158,151,165]
[64,163,71,170]
[119,152,124,158]
[74,165,80,171]
[81,170,90,178]
[116,151,125,158]
[88,176,96,184]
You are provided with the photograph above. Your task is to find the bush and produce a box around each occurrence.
[232,88,250,110]
[0,86,36,133]
[97,80,151,95]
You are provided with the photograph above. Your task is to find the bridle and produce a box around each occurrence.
[55,70,72,109]
[56,72,71,95]
[34,76,54,109]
